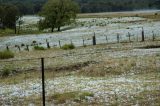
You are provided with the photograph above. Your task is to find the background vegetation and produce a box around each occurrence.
[0,0,160,15]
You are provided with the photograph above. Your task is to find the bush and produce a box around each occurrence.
[0,66,17,77]
[0,50,14,59]
[1,68,11,77]
[34,46,45,50]
[61,44,75,50]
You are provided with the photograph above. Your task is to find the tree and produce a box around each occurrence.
[39,0,79,32]
[0,4,19,34]
[0,5,5,29]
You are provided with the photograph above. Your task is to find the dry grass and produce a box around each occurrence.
[78,11,160,20]
[77,55,160,77]
[0,40,160,106]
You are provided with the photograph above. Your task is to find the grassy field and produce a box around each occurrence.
[78,10,160,20]
[0,10,160,105]
[0,40,160,105]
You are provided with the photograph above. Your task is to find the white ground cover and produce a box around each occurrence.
[0,75,159,105]
[0,16,160,51]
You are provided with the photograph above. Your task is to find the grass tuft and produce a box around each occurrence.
[34,46,45,50]
[61,44,75,50]
[0,50,14,59]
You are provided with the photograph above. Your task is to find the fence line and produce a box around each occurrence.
[2,30,160,52]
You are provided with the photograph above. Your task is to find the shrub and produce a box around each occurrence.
[0,66,17,77]
[21,43,25,47]
[61,44,75,50]
[34,46,45,50]
[0,50,14,59]
[1,68,11,77]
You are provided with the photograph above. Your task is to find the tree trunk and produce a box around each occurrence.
[15,24,17,34]
[58,27,60,31]
[18,22,20,34]
[51,26,54,32]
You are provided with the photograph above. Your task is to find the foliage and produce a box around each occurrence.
[0,50,14,59]
[0,4,19,29]
[0,66,16,77]
[0,0,159,14]
[39,0,79,32]
[61,44,75,50]
[34,46,45,50]
[1,68,11,77]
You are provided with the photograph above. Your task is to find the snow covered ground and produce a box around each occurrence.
[0,16,160,51]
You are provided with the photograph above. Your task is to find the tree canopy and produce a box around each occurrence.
[0,4,19,33]
[39,0,79,32]
[0,0,159,14]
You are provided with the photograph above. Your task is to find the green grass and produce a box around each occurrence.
[61,44,75,50]
[34,46,45,50]
[0,65,17,78]
[0,50,14,59]
[0,28,15,36]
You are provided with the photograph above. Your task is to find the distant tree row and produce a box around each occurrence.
[0,0,46,15]
[0,0,160,14]
[0,4,19,34]
[76,0,160,13]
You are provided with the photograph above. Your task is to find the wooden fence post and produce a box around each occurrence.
[26,45,29,51]
[6,45,9,51]
[93,32,96,45]
[141,27,145,42]
[106,35,108,43]
[59,40,61,48]
[83,39,85,47]
[47,42,50,49]
[152,31,155,41]
[117,33,120,43]
[128,32,131,42]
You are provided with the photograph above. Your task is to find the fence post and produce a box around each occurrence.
[17,45,21,51]
[26,45,29,51]
[83,39,85,47]
[93,32,96,45]
[128,32,131,42]
[106,35,108,43]
[117,33,120,43]
[152,31,155,41]
[47,42,50,49]
[6,45,9,51]
[141,27,145,42]
[59,40,61,48]
[41,58,45,106]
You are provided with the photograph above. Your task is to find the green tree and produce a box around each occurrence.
[0,5,5,28]
[39,0,79,32]
[0,4,19,34]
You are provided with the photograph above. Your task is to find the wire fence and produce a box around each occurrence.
[2,29,160,52]
[0,45,160,105]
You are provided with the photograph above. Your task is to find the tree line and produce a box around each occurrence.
[76,0,160,13]
[0,0,160,34]
[0,0,160,15]
[0,4,19,33]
